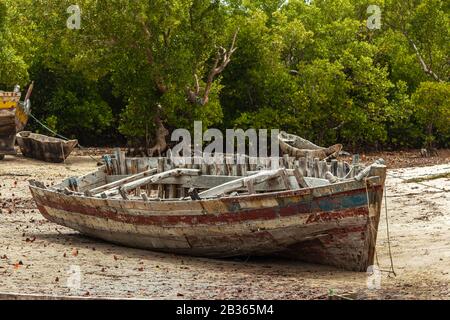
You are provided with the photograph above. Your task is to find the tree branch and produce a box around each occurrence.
[140,19,168,93]
[187,29,239,105]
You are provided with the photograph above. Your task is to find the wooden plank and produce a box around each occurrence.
[246,179,256,194]
[320,161,328,179]
[101,170,333,193]
[306,157,313,177]
[293,168,308,188]
[337,161,344,178]
[119,149,127,175]
[355,160,384,182]
[178,186,186,198]
[88,169,158,196]
[314,158,320,178]
[157,158,165,198]
[325,172,338,183]
[298,157,307,177]
[279,169,291,189]
[111,158,119,175]
[118,169,200,197]
[168,184,177,199]
[198,169,284,199]
[282,154,290,169]
[331,159,338,176]
[141,192,149,201]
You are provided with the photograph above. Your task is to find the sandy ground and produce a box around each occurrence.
[0,154,449,300]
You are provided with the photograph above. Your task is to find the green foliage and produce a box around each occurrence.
[412,82,450,147]
[28,64,114,145]
[0,2,28,85]
[1,0,449,149]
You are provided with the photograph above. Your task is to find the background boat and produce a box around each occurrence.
[16,131,78,163]
[278,131,343,160]
[0,83,33,160]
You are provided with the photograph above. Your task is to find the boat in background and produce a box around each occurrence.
[29,153,387,271]
[278,131,343,160]
[0,83,33,160]
[16,131,78,163]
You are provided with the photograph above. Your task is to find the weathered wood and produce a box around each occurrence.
[89,168,158,195]
[245,179,256,194]
[314,158,320,178]
[103,155,113,175]
[141,192,149,201]
[282,154,290,169]
[325,171,338,183]
[117,169,200,198]
[279,169,291,189]
[320,161,328,179]
[168,184,177,199]
[278,132,343,160]
[293,168,308,188]
[29,158,387,272]
[157,158,165,198]
[337,161,344,178]
[331,159,338,176]
[111,158,119,175]
[114,149,121,174]
[355,159,385,182]
[16,132,78,163]
[298,157,307,177]
[198,169,285,198]
[306,157,313,177]
[178,186,186,198]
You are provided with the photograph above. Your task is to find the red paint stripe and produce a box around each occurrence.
[34,192,369,227]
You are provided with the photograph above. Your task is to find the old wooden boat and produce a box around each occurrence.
[16,131,78,163]
[278,131,343,160]
[29,153,386,271]
[0,83,33,160]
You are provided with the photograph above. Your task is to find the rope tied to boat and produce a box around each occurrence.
[364,179,396,277]
[28,112,99,163]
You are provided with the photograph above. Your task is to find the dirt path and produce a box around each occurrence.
[0,155,449,299]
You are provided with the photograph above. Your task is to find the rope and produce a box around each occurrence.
[28,112,99,163]
[384,187,396,276]
[364,179,396,276]
[364,181,380,266]
[29,113,73,142]
[387,172,448,192]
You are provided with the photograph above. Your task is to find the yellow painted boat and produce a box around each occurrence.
[0,83,33,159]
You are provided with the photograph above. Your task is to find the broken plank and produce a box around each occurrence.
[88,168,158,196]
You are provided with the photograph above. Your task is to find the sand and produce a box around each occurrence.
[0,154,449,299]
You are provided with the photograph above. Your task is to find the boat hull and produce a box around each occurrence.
[30,177,384,271]
[0,92,23,156]
[278,131,343,160]
[16,132,78,163]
